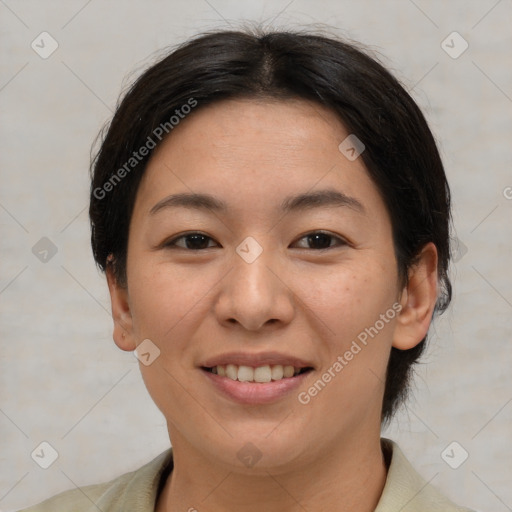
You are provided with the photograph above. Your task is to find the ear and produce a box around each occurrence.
[106,261,136,352]
[393,242,438,350]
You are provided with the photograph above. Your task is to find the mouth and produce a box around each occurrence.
[198,353,315,405]
[201,364,314,383]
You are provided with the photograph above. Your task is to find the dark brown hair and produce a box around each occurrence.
[89,26,452,424]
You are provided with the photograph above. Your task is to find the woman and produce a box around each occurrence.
[19,27,477,511]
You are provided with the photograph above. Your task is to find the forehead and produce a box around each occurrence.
[149,97,349,167]
[135,98,385,222]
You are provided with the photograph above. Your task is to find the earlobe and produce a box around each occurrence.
[106,262,136,352]
[392,242,439,351]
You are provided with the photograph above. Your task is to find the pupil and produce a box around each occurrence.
[186,234,209,249]
[308,233,330,249]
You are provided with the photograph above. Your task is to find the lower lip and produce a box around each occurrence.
[201,369,311,405]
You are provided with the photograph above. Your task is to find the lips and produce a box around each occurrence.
[199,352,315,404]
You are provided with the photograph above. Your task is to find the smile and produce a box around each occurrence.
[203,364,313,383]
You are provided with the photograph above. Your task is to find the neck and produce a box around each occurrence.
[156,432,388,512]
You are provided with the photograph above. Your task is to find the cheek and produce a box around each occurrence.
[127,263,209,344]
[300,261,397,342]
[301,262,397,391]
[127,264,211,421]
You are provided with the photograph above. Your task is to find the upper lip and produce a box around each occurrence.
[200,351,315,369]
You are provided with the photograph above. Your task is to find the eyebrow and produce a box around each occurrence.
[149,189,365,216]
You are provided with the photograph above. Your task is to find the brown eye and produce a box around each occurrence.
[165,232,218,250]
[292,231,347,250]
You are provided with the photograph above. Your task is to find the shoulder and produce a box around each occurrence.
[376,438,477,512]
[17,449,173,512]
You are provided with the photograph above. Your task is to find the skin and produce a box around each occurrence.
[106,98,438,512]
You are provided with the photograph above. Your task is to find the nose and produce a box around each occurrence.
[214,243,295,332]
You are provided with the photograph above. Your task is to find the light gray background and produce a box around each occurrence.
[1,1,511,511]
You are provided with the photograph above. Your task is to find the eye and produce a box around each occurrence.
[164,232,219,250]
[162,230,347,251]
[291,231,347,250]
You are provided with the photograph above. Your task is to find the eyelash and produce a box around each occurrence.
[163,231,348,251]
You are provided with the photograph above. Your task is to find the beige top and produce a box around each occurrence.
[18,439,476,511]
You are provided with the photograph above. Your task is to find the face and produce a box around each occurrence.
[108,98,434,474]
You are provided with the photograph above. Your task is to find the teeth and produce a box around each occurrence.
[254,365,272,383]
[238,365,254,382]
[226,364,238,380]
[271,365,284,380]
[210,364,306,383]
[284,365,295,378]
